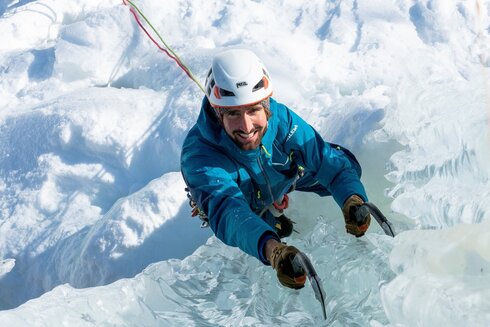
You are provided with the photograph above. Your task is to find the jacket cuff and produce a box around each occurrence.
[258,232,280,265]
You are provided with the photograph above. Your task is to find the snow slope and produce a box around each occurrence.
[0,0,489,325]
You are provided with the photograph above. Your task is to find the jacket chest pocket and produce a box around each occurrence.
[271,143,293,174]
[236,168,265,213]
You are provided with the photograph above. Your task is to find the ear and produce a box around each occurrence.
[213,107,224,125]
[264,107,272,119]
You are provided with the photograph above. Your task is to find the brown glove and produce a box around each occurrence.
[342,195,371,237]
[270,243,306,289]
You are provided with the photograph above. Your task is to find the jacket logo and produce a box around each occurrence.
[236,81,248,88]
[286,124,298,142]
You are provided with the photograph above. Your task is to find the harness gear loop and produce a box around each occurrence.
[185,187,210,228]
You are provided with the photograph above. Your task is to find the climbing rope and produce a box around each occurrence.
[122,0,205,93]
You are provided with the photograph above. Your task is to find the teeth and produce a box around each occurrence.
[238,131,255,139]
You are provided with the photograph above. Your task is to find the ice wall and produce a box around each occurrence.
[0,0,489,325]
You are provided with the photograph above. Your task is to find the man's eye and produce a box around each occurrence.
[226,111,239,117]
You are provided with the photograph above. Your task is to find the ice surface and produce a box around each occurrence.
[382,221,490,326]
[0,0,489,326]
[0,213,396,326]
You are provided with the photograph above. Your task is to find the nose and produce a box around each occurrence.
[238,113,254,132]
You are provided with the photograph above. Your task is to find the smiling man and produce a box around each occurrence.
[180,48,371,289]
[220,103,268,150]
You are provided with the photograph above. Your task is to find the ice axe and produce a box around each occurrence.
[291,251,327,320]
[353,202,396,237]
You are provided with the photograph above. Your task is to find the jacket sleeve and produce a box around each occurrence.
[277,104,368,207]
[181,139,277,263]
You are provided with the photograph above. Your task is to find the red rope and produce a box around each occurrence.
[124,2,196,82]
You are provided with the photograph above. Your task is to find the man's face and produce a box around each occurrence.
[221,104,268,151]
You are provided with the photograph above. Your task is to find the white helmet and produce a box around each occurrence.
[205,49,273,108]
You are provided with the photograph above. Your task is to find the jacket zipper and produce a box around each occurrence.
[257,145,275,216]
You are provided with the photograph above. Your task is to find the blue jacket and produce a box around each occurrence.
[180,97,367,264]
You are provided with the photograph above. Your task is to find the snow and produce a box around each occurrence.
[0,0,489,325]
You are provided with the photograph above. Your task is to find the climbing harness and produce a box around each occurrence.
[274,214,296,238]
[185,187,210,228]
[273,193,289,211]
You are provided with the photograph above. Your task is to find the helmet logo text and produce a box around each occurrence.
[236,81,248,88]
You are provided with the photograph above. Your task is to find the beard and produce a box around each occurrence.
[231,125,267,150]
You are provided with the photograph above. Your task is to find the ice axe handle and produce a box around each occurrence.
[352,205,370,225]
[291,252,327,320]
[353,202,396,237]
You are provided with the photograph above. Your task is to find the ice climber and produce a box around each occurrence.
[180,48,371,289]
